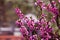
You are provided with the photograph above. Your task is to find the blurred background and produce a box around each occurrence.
[0,0,60,40]
[0,0,37,40]
[0,0,37,36]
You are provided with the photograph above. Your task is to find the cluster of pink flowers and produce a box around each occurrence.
[15,0,60,40]
[35,0,59,16]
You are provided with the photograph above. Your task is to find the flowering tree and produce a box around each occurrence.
[15,0,60,40]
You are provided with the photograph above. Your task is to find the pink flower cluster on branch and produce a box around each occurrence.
[15,8,54,40]
[15,0,60,40]
[15,8,24,19]
[35,0,59,16]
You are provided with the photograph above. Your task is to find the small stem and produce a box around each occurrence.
[39,3,42,18]
[56,15,59,28]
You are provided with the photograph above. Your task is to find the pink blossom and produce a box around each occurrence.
[51,16,56,23]
[29,36,33,40]
[15,8,24,19]
[27,20,35,30]
[16,19,24,26]
[58,0,60,3]
[47,4,59,16]
[33,34,38,40]
[51,1,56,6]
[20,26,29,36]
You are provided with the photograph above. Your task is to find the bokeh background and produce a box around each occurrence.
[0,0,60,40]
[0,0,37,36]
